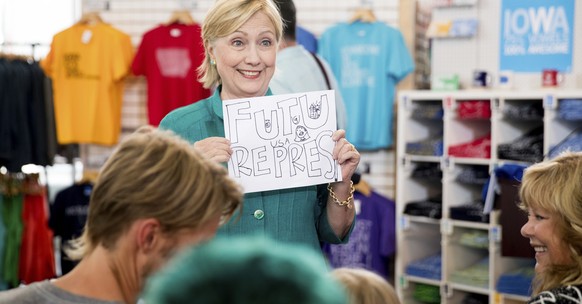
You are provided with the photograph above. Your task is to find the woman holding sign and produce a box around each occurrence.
[160,0,359,262]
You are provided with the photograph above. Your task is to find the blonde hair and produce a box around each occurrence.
[198,0,283,89]
[519,151,582,294]
[331,268,401,304]
[67,126,243,259]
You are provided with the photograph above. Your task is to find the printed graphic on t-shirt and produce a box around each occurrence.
[156,48,191,78]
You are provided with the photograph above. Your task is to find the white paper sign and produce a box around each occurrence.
[223,90,341,193]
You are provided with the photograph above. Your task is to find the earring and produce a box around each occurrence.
[210,59,216,65]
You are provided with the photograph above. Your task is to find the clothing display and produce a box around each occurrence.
[496,266,535,297]
[461,293,489,304]
[0,195,7,291]
[449,200,489,223]
[49,183,92,275]
[448,134,491,158]
[132,23,210,126]
[269,44,347,129]
[319,21,414,150]
[322,191,396,278]
[0,58,56,172]
[450,257,489,289]
[1,194,23,288]
[459,230,489,249]
[405,252,442,280]
[503,101,543,121]
[497,125,544,163]
[159,87,352,259]
[411,163,442,182]
[18,190,55,284]
[296,25,317,53]
[456,165,489,185]
[41,22,133,145]
[548,131,582,159]
[404,197,442,219]
[413,283,441,304]
[411,103,444,120]
[558,99,582,120]
[457,100,491,119]
[405,136,444,156]
[0,280,120,304]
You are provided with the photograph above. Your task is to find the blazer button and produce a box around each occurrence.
[253,209,265,220]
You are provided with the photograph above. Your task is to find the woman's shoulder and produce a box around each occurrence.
[160,97,214,129]
[529,285,582,303]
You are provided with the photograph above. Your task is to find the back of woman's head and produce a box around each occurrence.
[142,236,347,304]
[331,267,401,304]
[67,126,243,259]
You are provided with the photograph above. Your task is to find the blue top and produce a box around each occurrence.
[159,87,352,257]
[297,25,318,53]
[319,22,414,150]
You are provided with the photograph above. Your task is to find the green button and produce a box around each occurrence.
[253,209,265,220]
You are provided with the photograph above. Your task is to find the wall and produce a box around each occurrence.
[79,0,402,198]
[431,0,582,90]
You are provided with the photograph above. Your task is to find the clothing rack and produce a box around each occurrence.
[0,42,46,60]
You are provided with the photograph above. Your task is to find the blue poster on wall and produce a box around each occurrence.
[499,0,575,72]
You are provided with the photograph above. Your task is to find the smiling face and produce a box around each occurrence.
[208,11,277,100]
[521,207,572,273]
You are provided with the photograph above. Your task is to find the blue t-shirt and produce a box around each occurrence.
[322,191,396,278]
[319,22,414,150]
[296,25,318,53]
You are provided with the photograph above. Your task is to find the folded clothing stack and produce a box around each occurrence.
[450,200,489,223]
[404,197,443,219]
[548,132,582,159]
[503,101,543,121]
[405,252,442,280]
[457,100,491,119]
[450,257,489,289]
[497,125,543,163]
[406,136,444,156]
[412,103,444,120]
[456,165,489,185]
[411,163,443,181]
[496,266,535,297]
[413,283,441,304]
[448,134,491,158]
[558,99,582,120]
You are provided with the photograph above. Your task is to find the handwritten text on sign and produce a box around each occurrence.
[223,90,341,193]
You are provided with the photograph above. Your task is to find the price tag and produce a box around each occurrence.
[81,30,92,44]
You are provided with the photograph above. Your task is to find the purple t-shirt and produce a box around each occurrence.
[322,191,396,278]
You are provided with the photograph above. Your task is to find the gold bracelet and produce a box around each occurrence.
[327,180,355,209]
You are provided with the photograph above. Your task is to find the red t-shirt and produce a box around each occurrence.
[132,23,211,126]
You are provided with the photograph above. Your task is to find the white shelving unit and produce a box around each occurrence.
[395,89,582,304]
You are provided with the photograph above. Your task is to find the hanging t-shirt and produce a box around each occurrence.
[41,23,134,146]
[318,22,414,150]
[2,194,23,287]
[0,195,7,290]
[322,191,396,278]
[297,25,318,53]
[49,182,92,275]
[132,23,210,126]
[19,190,56,284]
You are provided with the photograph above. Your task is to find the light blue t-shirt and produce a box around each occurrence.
[319,22,414,150]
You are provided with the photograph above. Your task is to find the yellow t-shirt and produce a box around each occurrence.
[41,23,134,146]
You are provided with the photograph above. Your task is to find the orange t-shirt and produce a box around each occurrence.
[41,23,134,146]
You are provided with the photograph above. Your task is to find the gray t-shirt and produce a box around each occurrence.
[0,280,121,304]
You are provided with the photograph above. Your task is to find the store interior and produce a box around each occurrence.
[0,0,581,303]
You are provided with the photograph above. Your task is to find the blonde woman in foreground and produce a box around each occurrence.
[331,267,401,304]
